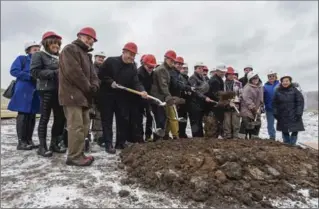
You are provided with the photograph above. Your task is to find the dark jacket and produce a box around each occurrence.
[264,80,280,112]
[137,66,153,94]
[188,72,208,111]
[150,63,171,101]
[98,55,144,100]
[93,62,101,75]
[207,74,224,102]
[8,54,40,114]
[239,74,248,87]
[30,51,59,91]
[272,84,305,132]
[58,39,99,108]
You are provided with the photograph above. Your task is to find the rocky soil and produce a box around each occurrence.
[120,138,319,208]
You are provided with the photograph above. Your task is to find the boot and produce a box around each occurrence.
[145,135,153,142]
[115,143,127,150]
[290,135,298,146]
[84,138,90,152]
[66,156,93,166]
[282,133,291,144]
[105,143,116,154]
[97,137,105,147]
[37,138,53,157]
[49,136,67,153]
[82,152,95,161]
[163,134,172,140]
[62,128,68,148]
[26,114,39,149]
[173,136,180,140]
[17,139,32,150]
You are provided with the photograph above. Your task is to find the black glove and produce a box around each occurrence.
[273,114,278,120]
[295,114,302,121]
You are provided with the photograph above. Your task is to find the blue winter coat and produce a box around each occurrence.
[263,80,280,112]
[7,54,40,114]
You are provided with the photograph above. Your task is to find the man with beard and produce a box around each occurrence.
[90,51,106,147]
[98,42,147,153]
[136,54,157,142]
[59,27,99,166]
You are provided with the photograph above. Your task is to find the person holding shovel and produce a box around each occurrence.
[239,71,264,139]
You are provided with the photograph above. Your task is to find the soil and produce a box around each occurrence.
[120,138,319,208]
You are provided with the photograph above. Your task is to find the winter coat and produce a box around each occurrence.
[169,68,192,97]
[239,74,248,87]
[30,51,59,91]
[224,79,243,112]
[137,66,153,94]
[98,55,144,101]
[58,39,99,108]
[240,82,264,119]
[263,80,280,112]
[93,62,101,75]
[188,72,208,112]
[272,84,305,132]
[207,74,224,102]
[8,54,40,114]
[150,63,171,101]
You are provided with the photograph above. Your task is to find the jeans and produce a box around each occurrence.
[282,132,298,145]
[266,111,276,139]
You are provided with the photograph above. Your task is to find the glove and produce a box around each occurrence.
[165,96,185,106]
[260,106,265,114]
[273,114,278,120]
[174,97,186,105]
[111,81,118,89]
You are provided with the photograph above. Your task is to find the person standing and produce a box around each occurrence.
[91,51,106,146]
[8,41,41,150]
[273,75,305,145]
[137,54,157,142]
[202,66,210,82]
[263,70,280,140]
[59,27,100,166]
[31,31,66,157]
[239,65,253,87]
[98,42,147,152]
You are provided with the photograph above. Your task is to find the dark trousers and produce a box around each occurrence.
[38,91,65,141]
[189,109,204,137]
[99,96,130,147]
[151,104,166,139]
[137,103,153,139]
[178,104,188,137]
[16,112,36,143]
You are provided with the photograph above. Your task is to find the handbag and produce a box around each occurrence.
[2,56,27,99]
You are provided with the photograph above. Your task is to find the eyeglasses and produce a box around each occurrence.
[268,75,276,78]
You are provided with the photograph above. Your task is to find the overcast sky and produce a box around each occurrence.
[1,1,318,91]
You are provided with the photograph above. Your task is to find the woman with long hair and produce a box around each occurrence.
[31,31,66,157]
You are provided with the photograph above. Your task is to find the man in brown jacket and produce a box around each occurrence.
[59,27,99,166]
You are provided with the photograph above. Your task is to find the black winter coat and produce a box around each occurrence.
[207,74,224,102]
[31,51,59,91]
[98,56,144,101]
[272,85,305,132]
[137,66,153,94]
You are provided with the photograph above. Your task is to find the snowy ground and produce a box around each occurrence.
[1,111,318,208]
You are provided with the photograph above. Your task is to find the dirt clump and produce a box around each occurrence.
[120,139,318,208]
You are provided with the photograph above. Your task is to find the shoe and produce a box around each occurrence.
[37,146,53,157]
[82,153,95,161]
[173,136,180,140]
[179,134,189,139]
[27,140,39,149]
[66,157,93,166]
[17,140,32,151]
[146,137,153,142]
[163,135,172,140]
[49,136,67,153]
[105,144,116,154]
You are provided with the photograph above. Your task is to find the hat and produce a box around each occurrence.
[194,62,205,67]
[216,64,227,72]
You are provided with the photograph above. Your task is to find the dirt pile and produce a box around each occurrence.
[120,139,319,208]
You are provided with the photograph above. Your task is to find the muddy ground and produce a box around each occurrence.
[120,138,319,208]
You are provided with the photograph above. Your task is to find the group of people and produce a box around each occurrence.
[6,26,306,167]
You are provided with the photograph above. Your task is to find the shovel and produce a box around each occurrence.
[251,107,261,126]
[229,101,240,114]
[172,105,187,123]
[115,84,166,106]
[149,110,165,137]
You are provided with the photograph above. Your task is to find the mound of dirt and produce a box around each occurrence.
[120,139,319,208]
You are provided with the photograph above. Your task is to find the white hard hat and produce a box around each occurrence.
[24,41,41,51]
[194,62,205,67]
[215,64,227,72]
[247,71,259,81]
[267,69,277,75]
[94,51,106,57]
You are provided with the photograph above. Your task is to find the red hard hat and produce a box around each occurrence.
[143,54,157,67]
[175,56,184,64]
[203,66,209,71]
[141,54,147,62]
[42,31,62,41]
[226,66,235,74]
[164,50,177,61]
[123,42,138,54]
[77,27,97,42]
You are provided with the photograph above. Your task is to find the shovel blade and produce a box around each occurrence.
[154,128,165,137]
